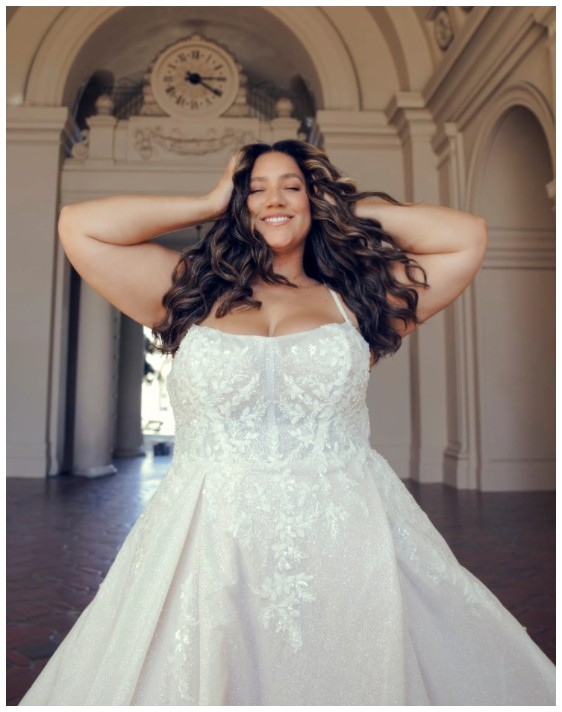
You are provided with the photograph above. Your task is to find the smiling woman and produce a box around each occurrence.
[155,141,430,361]
[20,140,554,705]
[246,153,312,253]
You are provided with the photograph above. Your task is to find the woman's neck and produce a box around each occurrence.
[269,253,316,287]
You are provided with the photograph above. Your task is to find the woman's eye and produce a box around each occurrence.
[248,189,263,194]
[286,186,301,191]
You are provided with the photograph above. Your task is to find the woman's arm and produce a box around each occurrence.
[58,159,235,328]
[355,198,488,333]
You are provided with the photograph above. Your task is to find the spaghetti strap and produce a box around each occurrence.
[327,288,350,323]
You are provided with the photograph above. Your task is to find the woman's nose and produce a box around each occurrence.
[265,188,285,206]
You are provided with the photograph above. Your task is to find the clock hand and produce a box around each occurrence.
[199,80,222,96]
[185,71,223,96]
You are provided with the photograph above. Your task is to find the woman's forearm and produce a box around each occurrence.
[355,198,487,256]
[61,158,236,245]
[59,194,223,246]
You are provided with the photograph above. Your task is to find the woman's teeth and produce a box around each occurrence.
[263,216,291,224]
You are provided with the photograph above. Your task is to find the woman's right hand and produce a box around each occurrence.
[205,153,239,218]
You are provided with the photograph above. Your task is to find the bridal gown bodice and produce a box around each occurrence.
[19,290,555,706]
[168,319,372,468]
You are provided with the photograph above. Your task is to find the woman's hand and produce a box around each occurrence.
[205,153,238,218]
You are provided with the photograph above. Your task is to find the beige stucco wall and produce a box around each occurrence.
[6,6,555,490]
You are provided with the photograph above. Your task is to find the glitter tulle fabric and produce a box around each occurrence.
[20,290,555,705]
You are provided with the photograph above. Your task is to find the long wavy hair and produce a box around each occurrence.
[153,140,428,362]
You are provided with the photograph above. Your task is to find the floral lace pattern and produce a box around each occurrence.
[166,321,372,650]
[19,307,556,706]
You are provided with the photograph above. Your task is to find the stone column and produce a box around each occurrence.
[6,106,75,478]
[114,315,146,458]
[386,93,448,484]
[72,281,118,477]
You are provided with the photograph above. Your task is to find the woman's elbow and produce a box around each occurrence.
[58,205,78,242]
[467,214,488,250]
[471,216,488,264]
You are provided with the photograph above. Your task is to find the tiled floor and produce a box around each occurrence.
[7,452,555,705]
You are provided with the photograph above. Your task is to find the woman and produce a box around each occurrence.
[20,141,554,705]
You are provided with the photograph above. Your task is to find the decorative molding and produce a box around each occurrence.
[532,6,555,32]
[133,126,258,159]
[433,8,455,51]
[315,110,399,149]
[432,122,467,209]
[432,122,481,489]
[424,7,549,130]
[71,129,90,160]
[482,227,555,270]
[7,106,77,151]
[20,6,358,112]
[465,82,555,217]
[385,92,436,141]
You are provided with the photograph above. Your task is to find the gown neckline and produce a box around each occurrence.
[192,319,352,341]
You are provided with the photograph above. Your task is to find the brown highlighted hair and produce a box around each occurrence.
[153,140,427,362]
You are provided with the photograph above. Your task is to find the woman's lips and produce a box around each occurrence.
[262,216,292,226]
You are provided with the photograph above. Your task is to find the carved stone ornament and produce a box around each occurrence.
[95,93,115,116]
[434,8,454,50]
[275,97,294,118]
[133,126,258,159]
[71,129,90,160]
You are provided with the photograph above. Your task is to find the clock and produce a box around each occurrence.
[150,35,240,119]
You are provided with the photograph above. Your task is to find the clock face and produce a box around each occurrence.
[151,39,240,118]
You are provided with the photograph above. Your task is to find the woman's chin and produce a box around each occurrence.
[263,235,308,253]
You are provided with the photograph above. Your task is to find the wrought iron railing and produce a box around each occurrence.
[74,78,317,142]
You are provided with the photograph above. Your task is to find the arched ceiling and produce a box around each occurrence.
[8,6,436,113]
[66,7,323,102]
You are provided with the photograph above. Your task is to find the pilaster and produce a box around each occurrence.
[7,106,75,478]
[432,122,480,489]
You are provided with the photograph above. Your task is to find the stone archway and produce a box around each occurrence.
[14,7,360,111]
[467,98,555,491]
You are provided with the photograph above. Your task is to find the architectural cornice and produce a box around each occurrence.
[7,106,78,151]
[423,7,551,129]
[385,92,436,142]
[316,110,400,149]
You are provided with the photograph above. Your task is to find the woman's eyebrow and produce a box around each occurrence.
[250,173,304,183]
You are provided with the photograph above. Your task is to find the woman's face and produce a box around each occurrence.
[247,151,312,253]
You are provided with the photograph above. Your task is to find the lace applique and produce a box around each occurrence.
[167,575,199,703]
[370,453,504,618]
[164,323,372,651]
[253,571,315,652]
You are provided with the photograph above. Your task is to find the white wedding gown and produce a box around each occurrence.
[21,289,555,705]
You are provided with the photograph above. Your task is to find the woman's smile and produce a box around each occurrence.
[247,152,312,251]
